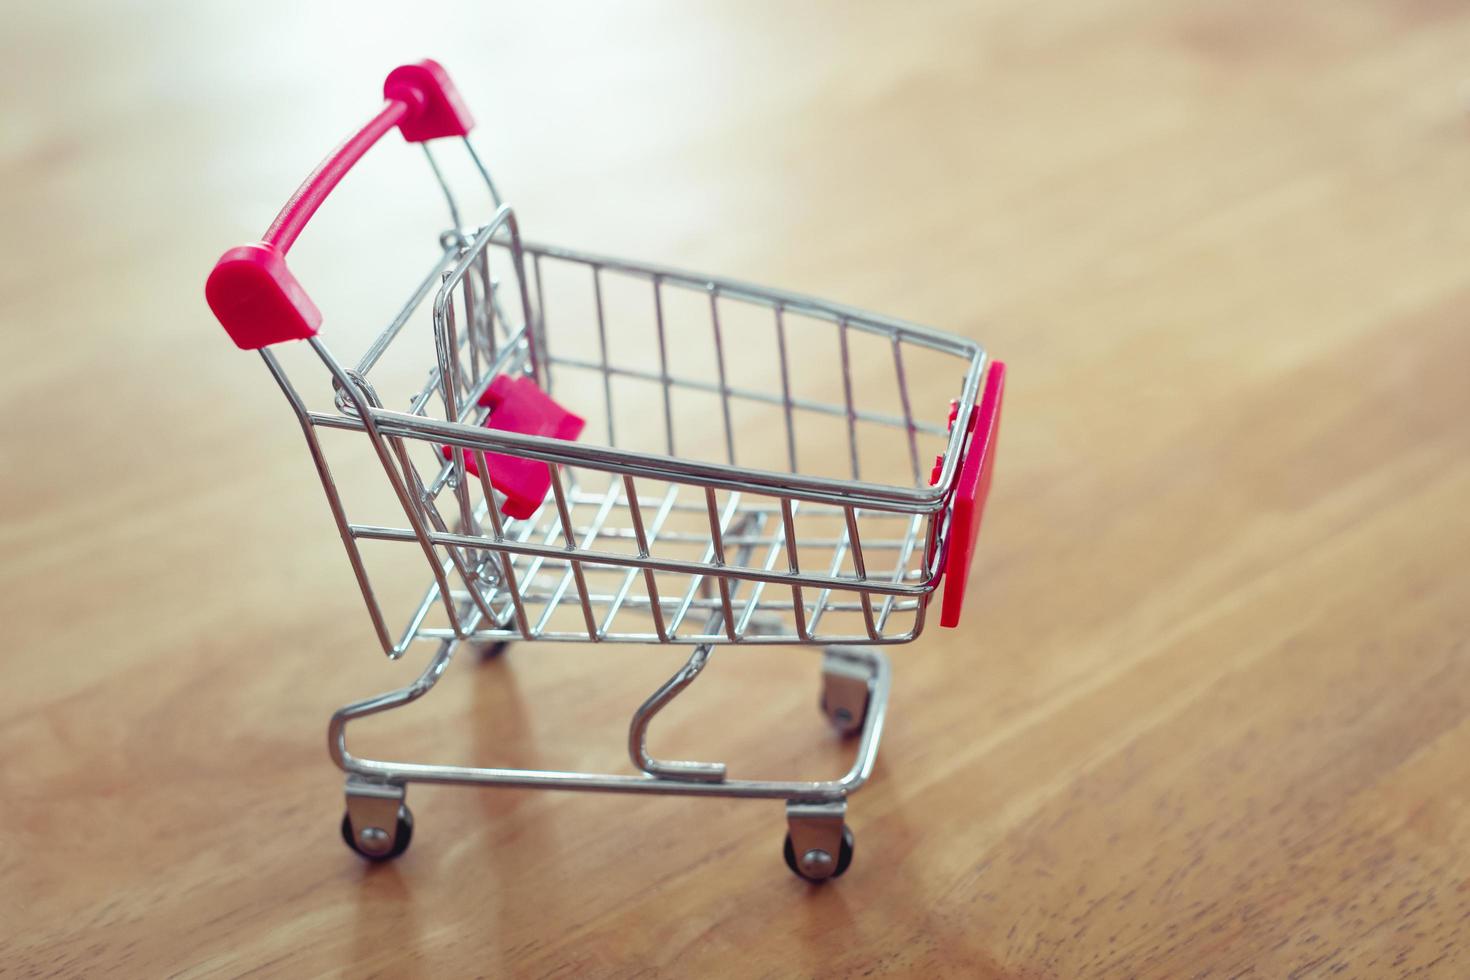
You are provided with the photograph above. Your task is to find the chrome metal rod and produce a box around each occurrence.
[329,642,891,801]
[627,644,726,782]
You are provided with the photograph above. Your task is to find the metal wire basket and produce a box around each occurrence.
[206,60,1006,881]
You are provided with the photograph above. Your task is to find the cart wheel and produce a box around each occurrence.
[818,693,864,735]
[819,659,870,737]
[783,824,855,882]
[341,805,413,862]
[475,640,510,660]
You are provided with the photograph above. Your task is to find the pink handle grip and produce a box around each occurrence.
[262,99,408,256]
[206,60,473,350]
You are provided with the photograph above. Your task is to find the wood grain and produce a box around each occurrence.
[4,1,1470,976]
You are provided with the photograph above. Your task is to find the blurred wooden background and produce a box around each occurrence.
[4,1,1470,976]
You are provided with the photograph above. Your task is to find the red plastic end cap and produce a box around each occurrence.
[205,243,321,350]
[384,60,473,142]
[938,361,1006,629]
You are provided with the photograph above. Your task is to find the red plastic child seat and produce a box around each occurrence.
[441,375,586,520]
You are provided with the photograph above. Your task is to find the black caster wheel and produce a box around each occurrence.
[783,824,855,882]
[341,805,413,862]
[475,640,510,661]
[818,653,871,738]
[819,693,864,736]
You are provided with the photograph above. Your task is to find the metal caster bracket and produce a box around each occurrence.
[821,647,875,737]
[344,778,407,857]
[786,801,851,881]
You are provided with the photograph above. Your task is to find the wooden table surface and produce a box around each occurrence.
[5,2,1470,977]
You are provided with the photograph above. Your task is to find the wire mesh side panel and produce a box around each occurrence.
[272,211,543,658]
[348,219,543,654]
[348,442,944,648]
[287,213,984,654]
[345,239,982,649]
[524,244,978,492]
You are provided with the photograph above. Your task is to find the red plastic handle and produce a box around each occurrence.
[937,360,1006,629]
[205,60,474,350]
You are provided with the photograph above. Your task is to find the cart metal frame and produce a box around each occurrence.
[206,61,1002,881]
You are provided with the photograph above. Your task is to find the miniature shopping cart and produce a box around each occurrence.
[206,61,1005,882]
